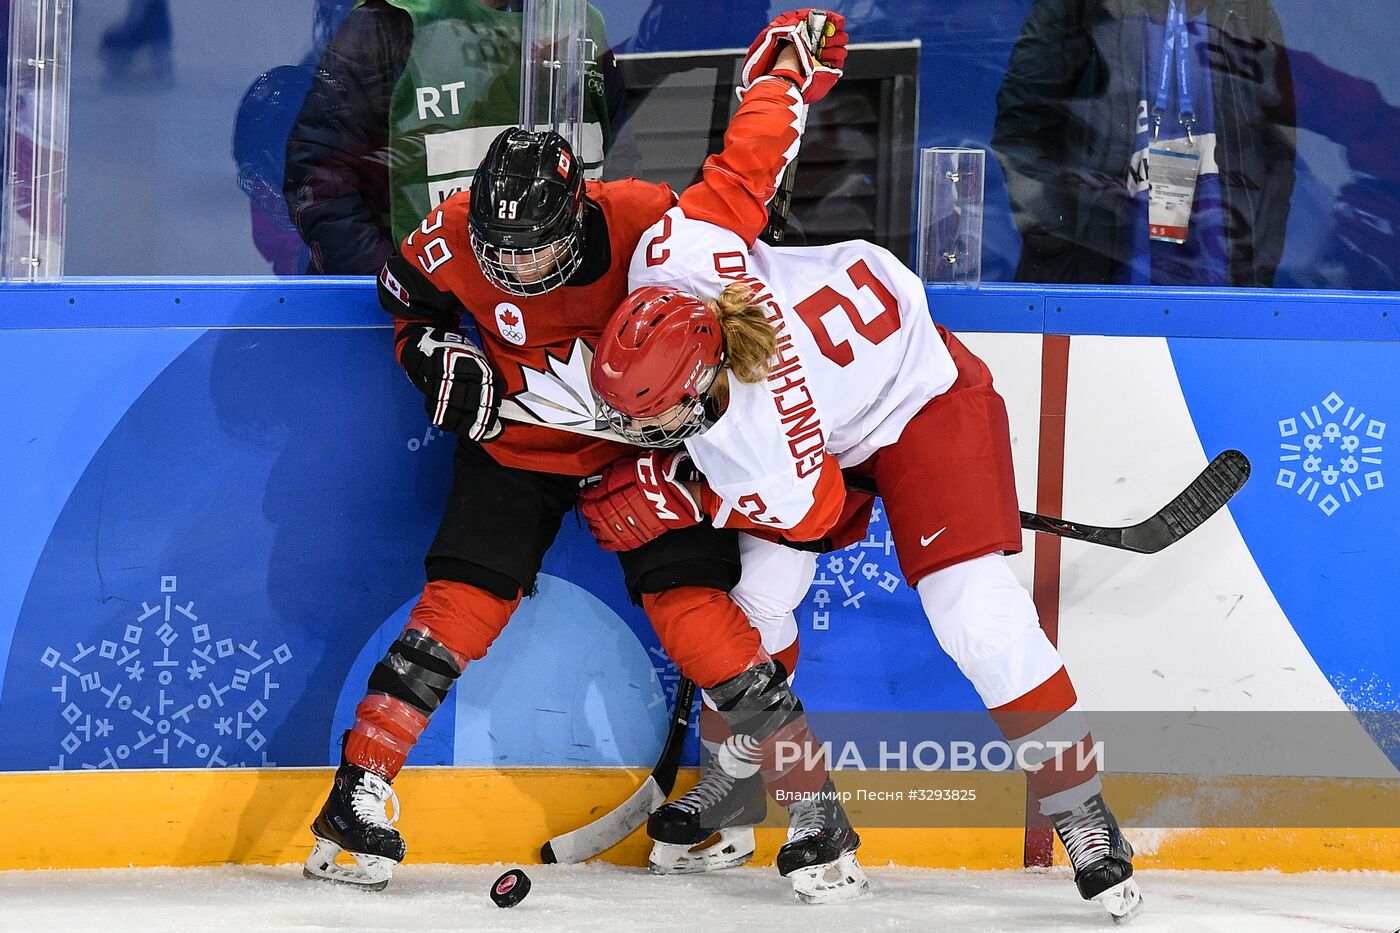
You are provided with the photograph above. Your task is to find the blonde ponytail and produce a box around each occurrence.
[708,283,776,384]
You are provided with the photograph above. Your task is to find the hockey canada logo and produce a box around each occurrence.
[495,302,527,345]
[505,338,613,432]
[1277,392,1384,516]
[40,575,293,769]
[495,338,664,443]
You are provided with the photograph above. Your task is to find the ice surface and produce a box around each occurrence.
[0,863,1395,933]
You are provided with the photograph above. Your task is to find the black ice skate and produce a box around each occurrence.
[647,760,767,874]
[776,779,868,904]
[303,759,406,891]
[1051,793,1143,924]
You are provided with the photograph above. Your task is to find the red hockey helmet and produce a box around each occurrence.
[592,285,723,447]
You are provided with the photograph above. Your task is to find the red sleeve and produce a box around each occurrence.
[598,178,679,254]
[391,317,426,366]
[700,451,847,541]
[398,194,473,283]
[675,76,805,247]
[380,195,475,366]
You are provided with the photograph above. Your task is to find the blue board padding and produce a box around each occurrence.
[7,280,1400,341]
[1,279,1397,773]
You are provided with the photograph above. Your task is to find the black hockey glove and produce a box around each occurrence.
[399,324,502,442]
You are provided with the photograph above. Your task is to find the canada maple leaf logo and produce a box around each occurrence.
[500,309,520,327]
[510,339,606,428]
[496,339,638,444]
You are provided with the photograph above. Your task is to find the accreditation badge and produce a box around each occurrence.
[1148,139,1201,244]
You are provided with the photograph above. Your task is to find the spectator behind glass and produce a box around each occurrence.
[619,0,769,52]
[1286,49,1400,292]
[234,2,356,276]
[283,0,627,275]
[993,0,1295,287]
[98,0,173,83]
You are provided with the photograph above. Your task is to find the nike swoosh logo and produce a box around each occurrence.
[920,528,947,547]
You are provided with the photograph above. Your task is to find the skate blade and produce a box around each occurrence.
[788,851,870,905]
[302,837,395,891]
[649,827,756,875]
[1097,877,1144,925]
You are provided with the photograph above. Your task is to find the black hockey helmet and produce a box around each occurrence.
[468,128,586,296]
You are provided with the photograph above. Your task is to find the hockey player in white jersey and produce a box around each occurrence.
[576,22,1141,922]
[573,9,874,905]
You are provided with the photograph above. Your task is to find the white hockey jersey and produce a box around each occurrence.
[628,207,957,537]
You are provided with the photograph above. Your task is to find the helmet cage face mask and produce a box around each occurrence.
[470,222,583,297]
[467,128,586,297]
[599,362,719,448]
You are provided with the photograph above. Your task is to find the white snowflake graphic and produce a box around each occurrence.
[806,503,904,632]
[1277,392,1385,517]
[646,644,688,730]
[40,575,292,769]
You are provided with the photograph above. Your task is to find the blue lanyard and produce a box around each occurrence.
[1152,0,1196,142]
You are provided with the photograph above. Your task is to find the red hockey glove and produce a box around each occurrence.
[579,450,704,552]
[741,9,848,104]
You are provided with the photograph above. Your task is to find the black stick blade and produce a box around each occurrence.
[1119,449,1252,553]
[1015,450,1251,553]
[652,678,696,797]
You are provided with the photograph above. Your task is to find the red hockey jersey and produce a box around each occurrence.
[395,178,676,476]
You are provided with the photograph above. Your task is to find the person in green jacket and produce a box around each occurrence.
[284,0,625,274]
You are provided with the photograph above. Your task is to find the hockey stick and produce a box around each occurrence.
[763,10,829,244]
[496,403,1251,553]
[522,412,1244,859]
[844,449,1252,554]
[540,677,696,864]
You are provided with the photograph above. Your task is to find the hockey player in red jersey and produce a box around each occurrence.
[580,22,1142,922]
[304,10,861,903]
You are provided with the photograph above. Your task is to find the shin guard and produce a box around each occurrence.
[706,660,828,798]
[346,581,518,778]
[347,627,463,779]
[698,636,800,754]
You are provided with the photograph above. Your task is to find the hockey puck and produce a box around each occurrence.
[490,868,531,908]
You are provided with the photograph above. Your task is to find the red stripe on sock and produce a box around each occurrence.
[1026,734,1101,802]
[699,705,731,748]
[762,716,829,798]
[990,666,1079,741]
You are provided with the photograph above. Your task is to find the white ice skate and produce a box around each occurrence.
[303,837,397,891]
[784,849,869,905]
[1096,876,1145,925]
[649,826,758,875]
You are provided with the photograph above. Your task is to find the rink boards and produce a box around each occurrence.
[0,279,1396,872]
